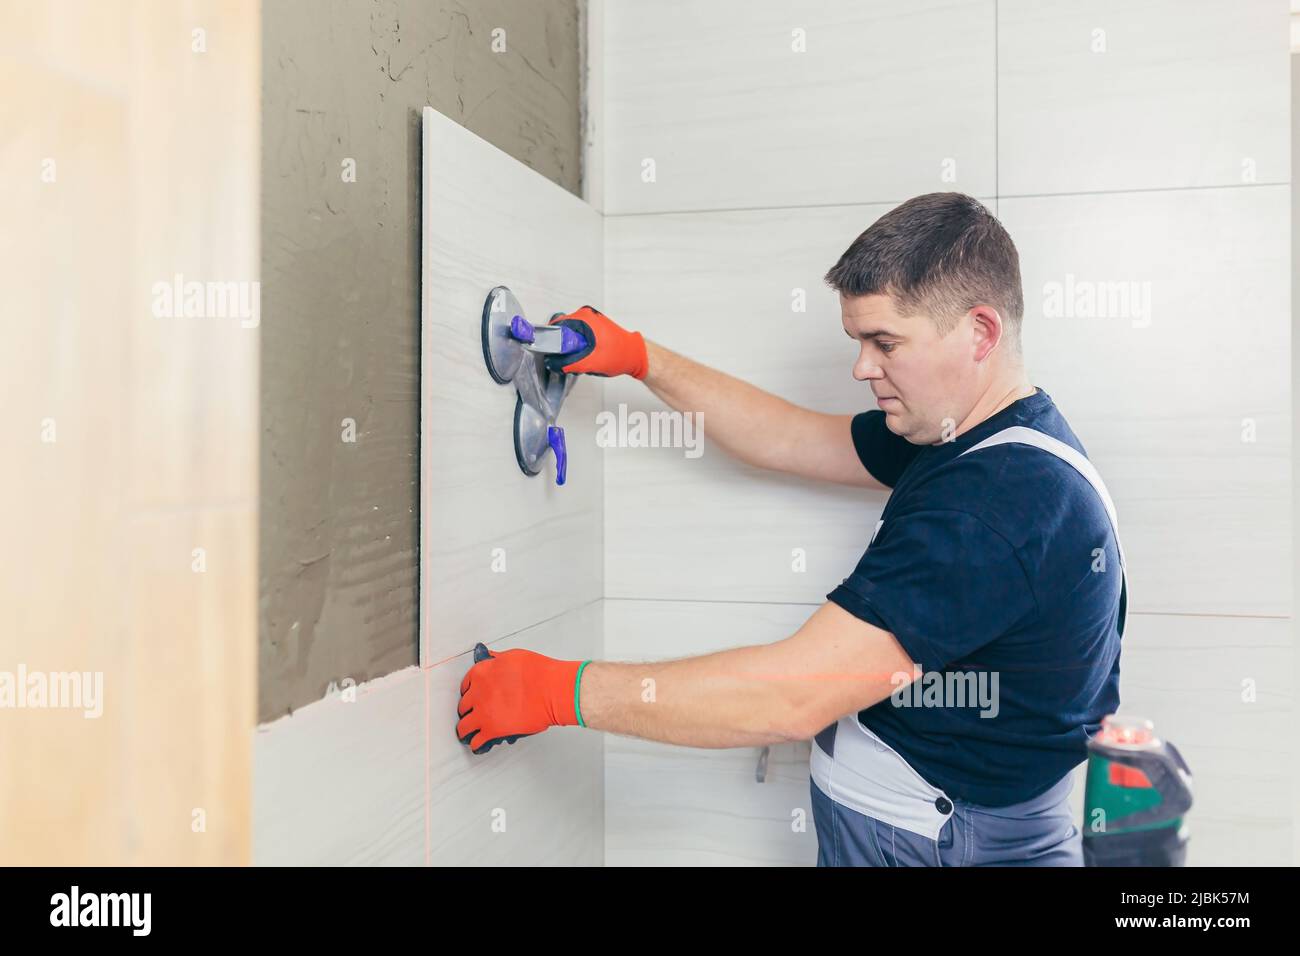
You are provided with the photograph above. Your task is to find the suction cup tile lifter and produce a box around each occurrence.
[481,285,587,485]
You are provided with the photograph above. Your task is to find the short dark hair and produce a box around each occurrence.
[823,193,1024,342]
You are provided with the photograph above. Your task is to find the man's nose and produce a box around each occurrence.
[853,353,882,381]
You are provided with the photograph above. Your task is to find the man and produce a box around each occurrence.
[455,192,1125,867]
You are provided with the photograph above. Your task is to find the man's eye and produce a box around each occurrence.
[878,342,895,353]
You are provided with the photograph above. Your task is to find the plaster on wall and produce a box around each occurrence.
[260,0,581,720]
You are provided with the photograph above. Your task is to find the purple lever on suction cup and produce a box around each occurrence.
[547,426,567,486]
[509,314,535,344]
[510,313,588,356]
[557,325,588,354]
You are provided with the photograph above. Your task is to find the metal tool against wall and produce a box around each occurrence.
[481,286,587,485]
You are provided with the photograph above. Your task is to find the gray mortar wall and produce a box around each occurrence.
[260,0,582,720]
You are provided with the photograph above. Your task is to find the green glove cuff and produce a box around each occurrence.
[574,660,592,727]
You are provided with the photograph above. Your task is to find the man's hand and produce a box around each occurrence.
[456,645,589,754]
[544,306,649,379]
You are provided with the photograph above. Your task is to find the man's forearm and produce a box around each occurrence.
[577,643,817,748]
[575,603,914,747]
[642,339,812,472]
[457,606,915,754]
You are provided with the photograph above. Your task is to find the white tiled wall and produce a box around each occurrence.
[597,0,1293,866]
[603,600,819,866]
[602,0,997,213]
[997,0,1290,195]
[1002,186,1291,617]
[604,204,901,602]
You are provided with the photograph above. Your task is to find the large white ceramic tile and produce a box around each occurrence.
[605,445,884,603]
[603,203,929,601]
[1183,818,1292,867]
[606,736,817,866]
[998,0,1290,195]
[420,107,605,667]
[606,204,908,408]
[427,600,603,865]
[603,599,819,865]
[1002,187,1290,617]
[1060,613,1293,867]
[255,604,604,867]
[603,597,816,662]
[253,667,425,866]
[602,0,996,213]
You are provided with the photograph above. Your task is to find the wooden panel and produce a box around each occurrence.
[603,600,818,865]
[0,0,258,865]
[602,0,996,213]
[998,0,1289,195]
[420,106,604,666]
[125,3,261,510]
[0,44,130,865]
[1002,187,1291,617]
[127,506,257,864]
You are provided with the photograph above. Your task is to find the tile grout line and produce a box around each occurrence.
[600,595,1291,621]
[994,181,1290,201]
[604,197,1000,219]
[994,0,999,205]
[421,595,607,672]
[600,180,1288,221]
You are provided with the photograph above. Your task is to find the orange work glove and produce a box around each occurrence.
[543,306,649,379]
[456,645,593,754]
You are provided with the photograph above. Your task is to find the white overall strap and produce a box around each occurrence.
[959,426,1126,571]
[958,425,1128,634]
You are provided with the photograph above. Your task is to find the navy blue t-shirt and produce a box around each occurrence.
[826,387,1124,807]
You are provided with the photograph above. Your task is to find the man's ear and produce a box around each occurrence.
[969,305,1003,362]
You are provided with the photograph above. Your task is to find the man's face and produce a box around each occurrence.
[840,292,978,446]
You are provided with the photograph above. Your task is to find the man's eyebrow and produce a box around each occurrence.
[844,326,901,340]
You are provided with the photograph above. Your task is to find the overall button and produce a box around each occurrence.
[934,796,953,815]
